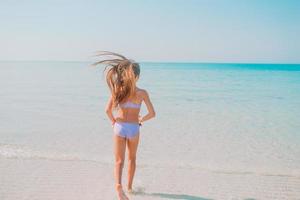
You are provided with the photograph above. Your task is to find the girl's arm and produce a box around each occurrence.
[105,95,116,125]
[140,90,156,124]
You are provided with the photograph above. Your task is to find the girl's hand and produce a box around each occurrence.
[111,119,116,127]
[138,115,143,126]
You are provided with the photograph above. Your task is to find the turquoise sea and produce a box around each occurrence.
[1,61,300,176]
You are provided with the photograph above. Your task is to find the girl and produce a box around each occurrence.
[94,51,156,200]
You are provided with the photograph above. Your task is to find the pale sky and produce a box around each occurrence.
[1,0,300,63]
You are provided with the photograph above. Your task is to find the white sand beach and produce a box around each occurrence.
[1,157,300,200]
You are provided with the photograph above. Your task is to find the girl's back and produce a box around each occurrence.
[116,88,144,123]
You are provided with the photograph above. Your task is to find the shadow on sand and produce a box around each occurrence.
[130,187,213,200]
[130,188,257,200]
[148,193,212,200]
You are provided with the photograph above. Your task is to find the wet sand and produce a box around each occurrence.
[1,157,300,200]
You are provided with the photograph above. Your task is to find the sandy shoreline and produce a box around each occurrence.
[1,157,299,200]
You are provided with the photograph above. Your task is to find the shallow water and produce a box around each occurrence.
[1,61,300,176]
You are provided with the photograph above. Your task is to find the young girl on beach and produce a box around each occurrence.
[94,51,156,200]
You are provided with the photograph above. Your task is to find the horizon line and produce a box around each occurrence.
[0,60,299,65]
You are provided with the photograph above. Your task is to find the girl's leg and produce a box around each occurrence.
[114,135,128,199]
[126,133,140,191]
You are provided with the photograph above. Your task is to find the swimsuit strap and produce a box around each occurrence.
[120,101,141,109]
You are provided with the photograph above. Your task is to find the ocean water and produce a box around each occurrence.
[1,61,300,176]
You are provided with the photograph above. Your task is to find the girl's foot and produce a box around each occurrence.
[127,188,134,195]
[116,184,129,200]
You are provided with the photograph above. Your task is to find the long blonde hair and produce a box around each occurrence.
[93,51,140,108]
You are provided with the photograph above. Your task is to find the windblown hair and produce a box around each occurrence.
[93,51,140,108]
